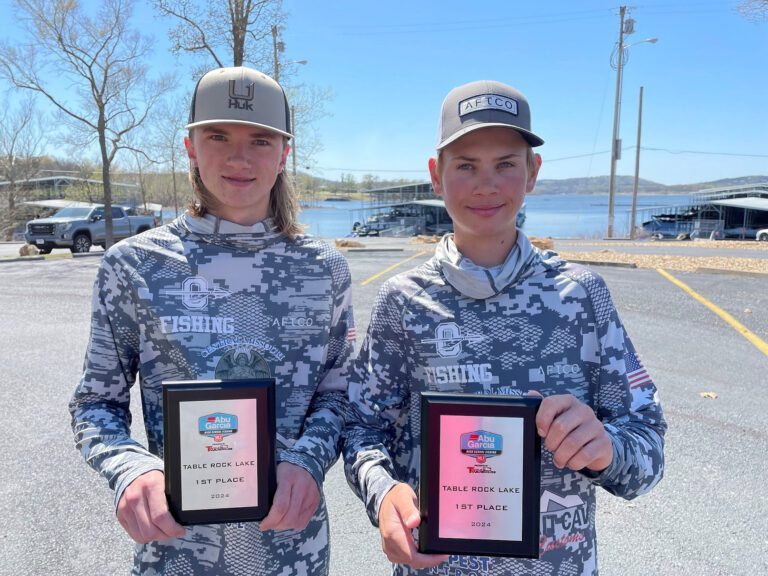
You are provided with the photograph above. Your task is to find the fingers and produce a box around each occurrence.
[116,470,185,544]
[536,394,613,472]
[146,482,187,540]
[259,478,292,530]
[260,463,321,532]
[378,484,448,570]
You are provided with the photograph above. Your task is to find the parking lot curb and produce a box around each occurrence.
[345,248,405,252]
[0,251,103,264]
[696,267,768,278]
[568,259,638,269]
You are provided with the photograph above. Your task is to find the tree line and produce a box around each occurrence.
[0,0,330,243]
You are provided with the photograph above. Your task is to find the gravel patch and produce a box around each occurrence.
[557,239,768,274]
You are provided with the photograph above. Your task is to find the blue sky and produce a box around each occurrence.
[1,0,766,186]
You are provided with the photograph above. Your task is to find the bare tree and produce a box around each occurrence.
[0,101,45,239]
[154,1,330,174]
[738,0,768,20]
[148,97,189,217]
[0,0,174,249]
[286,84,333,182]
[154,0,283,73]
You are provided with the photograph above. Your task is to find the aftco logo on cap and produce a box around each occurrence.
[459,93,518,117]
[228,80,254,111]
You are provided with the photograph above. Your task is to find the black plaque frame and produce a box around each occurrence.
[162,378,276,525]
[419,392,541,558]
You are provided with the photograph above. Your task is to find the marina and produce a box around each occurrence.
[640,183,768,240]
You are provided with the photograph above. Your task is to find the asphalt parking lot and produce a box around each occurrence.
[0,241,766,575]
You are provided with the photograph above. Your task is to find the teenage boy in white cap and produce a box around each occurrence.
[70,66,355,574]
[344,80,666,575]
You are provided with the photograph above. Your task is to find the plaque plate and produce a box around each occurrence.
[419,393,541,558]
[162,378,276,525]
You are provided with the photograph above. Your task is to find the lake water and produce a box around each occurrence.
[161,194,693,239]
[297,194,693,239]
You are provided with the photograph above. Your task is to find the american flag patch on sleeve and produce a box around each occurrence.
[625,351,652,389]
[347,327,357,342]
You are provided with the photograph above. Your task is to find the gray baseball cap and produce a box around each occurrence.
[437,80,544,149]
[187,66,292,138]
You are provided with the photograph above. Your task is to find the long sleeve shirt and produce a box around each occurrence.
[70,214,355,575]
[344,232,666,576]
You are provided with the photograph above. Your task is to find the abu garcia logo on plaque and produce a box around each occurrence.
[199,412,238,447]
[460,429,502,468]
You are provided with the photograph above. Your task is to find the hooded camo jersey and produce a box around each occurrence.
[344,232,666,576]
[70,213,355,575]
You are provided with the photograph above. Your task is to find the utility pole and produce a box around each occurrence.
[630,86,644,240]
[607,6,628,238]
[271,25,280,81]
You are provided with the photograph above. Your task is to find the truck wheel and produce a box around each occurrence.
[71,233,92,253]
[759,232,768,242]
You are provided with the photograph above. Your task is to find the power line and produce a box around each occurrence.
[641,147,768,158]
[316,147,768,173]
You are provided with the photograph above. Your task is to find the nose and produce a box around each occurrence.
[226,142,252,167]
[473,167,499,195]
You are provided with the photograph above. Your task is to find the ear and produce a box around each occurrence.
[279,144,291,172]
[428,157,443,198]
[184,136,197,166]
[526,153,542,194]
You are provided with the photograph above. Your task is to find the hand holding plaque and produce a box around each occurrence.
[419,393,541,558]
[162,378,276,525]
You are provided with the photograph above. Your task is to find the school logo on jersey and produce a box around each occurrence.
[161,276,231,310]
[214,347,272,380]
[421,322,484,358]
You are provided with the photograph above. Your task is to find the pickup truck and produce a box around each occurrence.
[24,203,159,253]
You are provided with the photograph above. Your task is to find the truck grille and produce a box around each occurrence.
[29,224,55,235]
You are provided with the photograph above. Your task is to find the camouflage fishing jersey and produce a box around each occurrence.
[344,232,666,576]
[70,213,355,576]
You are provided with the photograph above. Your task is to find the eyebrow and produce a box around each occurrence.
[200,126,279,139]
[453,153,523,162]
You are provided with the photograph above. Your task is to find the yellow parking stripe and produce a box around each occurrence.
[360,251,430,286]
[657,268,768,357]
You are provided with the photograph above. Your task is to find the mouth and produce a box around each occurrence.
[222,175,256,187]
[468,204,504,217]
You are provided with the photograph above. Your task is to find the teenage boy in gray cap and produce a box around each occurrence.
[344,80,666,575]
[70,66,355,574]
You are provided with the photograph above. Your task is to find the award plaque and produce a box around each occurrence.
[162,378,276,525]
[419,393,541,558]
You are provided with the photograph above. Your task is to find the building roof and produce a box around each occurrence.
[710,197,768,212]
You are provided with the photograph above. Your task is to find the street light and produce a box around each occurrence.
[271,25,307,82]
[606,5,657,238]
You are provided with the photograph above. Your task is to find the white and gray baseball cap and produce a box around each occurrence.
[187,66,292,138]
[437,80,544,149]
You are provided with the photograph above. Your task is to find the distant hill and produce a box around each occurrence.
[532,175,768,195]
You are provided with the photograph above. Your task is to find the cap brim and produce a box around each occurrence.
[185,118,293,139]
[438,123,544,150]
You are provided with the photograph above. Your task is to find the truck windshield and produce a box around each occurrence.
[52,207,94,218]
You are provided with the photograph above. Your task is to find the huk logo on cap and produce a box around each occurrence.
[228,80,254,111]
[459,93,518,117]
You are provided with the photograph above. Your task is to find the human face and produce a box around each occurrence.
[185,123,290,225]
[429,127,540,267]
